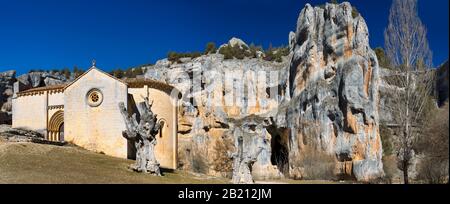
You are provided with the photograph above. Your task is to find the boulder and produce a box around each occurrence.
[29,72,43,87]
[44,77,65,86]
[228,37,248,49]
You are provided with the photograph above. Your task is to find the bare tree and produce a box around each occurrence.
[119,97,162,176]
[385,0,433,69]
[384,0,434,184]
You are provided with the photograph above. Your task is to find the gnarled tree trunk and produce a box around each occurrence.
[119,97,162,176]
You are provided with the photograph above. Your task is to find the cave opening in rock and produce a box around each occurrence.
[268,128,290,176]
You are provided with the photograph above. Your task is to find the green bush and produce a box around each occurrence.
[73,66,84,78]
[218,44,251,60]
[205,42,217,54]
[375,47,391,68]
[28,69,45,73]
[219,42,290,62]
[264,46,289,62]
[61,68,71,79]
[110,68,124,79]
[119,67,145,78]
[168,51,202,63]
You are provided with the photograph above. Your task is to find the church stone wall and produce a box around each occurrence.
[64,69,128,158]
[128,87,178,169]
[12,68,179,169]
[12,93,48,135]
[48,92,64,106]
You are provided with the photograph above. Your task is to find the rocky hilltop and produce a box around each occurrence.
[142,2,384,182]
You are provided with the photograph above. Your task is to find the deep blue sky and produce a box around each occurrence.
[0,0,448,75]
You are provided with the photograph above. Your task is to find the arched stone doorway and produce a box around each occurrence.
[48,110,64,142]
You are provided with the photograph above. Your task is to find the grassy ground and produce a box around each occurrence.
[0,140,228,184]
[0,140,346,184]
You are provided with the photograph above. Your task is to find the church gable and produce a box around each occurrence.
[64,66,129,158]
[64,67,126,92]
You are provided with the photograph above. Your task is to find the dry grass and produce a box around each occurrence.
[0,142,228,184]
[0,141,350,184]
[382,155,401,184]
[416,103,449,184]
[211,136,233,178]
[292,147,337,180]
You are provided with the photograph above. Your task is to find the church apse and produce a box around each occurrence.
[126,78,179,170]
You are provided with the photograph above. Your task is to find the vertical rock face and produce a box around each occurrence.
[0,70,16,124]
[284,2,383,181]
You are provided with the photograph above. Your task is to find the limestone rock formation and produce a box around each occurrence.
[141,2,384,182]
[17,71,68,89]
[0,70,15,124]
[140,3,385,182]
[144,48,290,179]
[283,2,383,181]
[1,70,70,124]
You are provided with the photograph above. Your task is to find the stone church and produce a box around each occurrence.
[11,63,180,169]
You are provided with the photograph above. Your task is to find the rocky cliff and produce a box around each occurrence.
[0,70,15,124]
[142,2,384,182]
[280,2,383,181]
[16,71,69,90]
[144,38,291,179]
[0,70,70,124]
